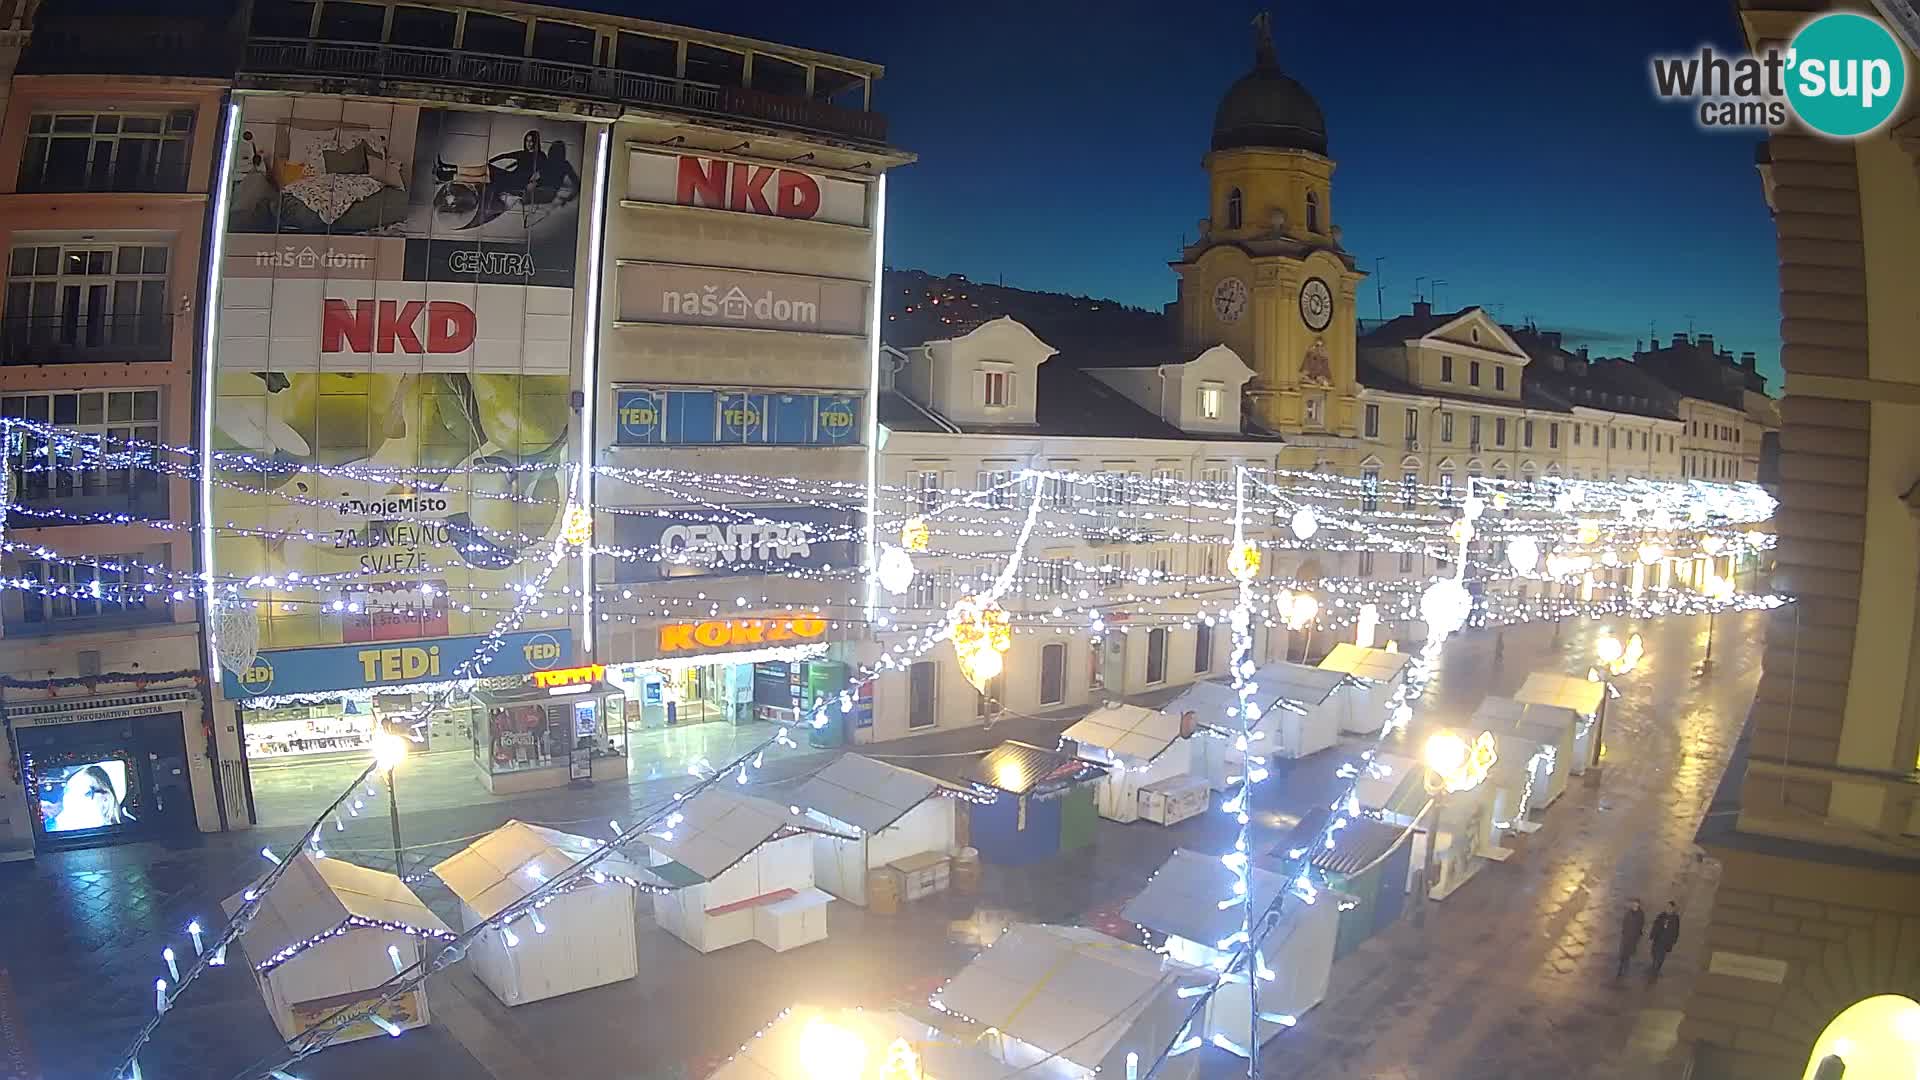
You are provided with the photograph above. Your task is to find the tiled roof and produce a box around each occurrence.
[1357,308,1476,346]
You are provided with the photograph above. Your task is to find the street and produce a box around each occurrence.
[0,611,1762,1080]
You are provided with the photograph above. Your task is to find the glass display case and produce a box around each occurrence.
[472,686,626,777]
[244,702,374,761]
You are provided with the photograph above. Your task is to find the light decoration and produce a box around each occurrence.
[1702,573,1735,602]
[875,545,916,596]
[1288,506,1318,540]
[1420,578,1472,639]
[797,1016,868,1080]
[1281,591,1318,631]
[371,730,410,773]
[899,516,930,552]
[559,503,593,547]
[950,594,1012,692]
[1637,542,1665,566]
[1228,541,1262,581]
[1423,730,1498,794]
[1576,520,1601,544]
[1448,518,1474,546]
[1597,631,1645,677]
[1702,535,1727,556]
[1354,603,1379,649]
[1505,535,1540,574]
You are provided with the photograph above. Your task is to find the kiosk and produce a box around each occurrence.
[1513,672,1606,775]
[1062,704,1205,824]
[963,742,1105,866]
[646,789,847,954]
[793,754,957,907]
[1470,697,1578,812]
[472,673,629,794]
[1317,644,1412,734]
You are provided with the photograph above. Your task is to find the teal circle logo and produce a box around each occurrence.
[1786,13,1907,137]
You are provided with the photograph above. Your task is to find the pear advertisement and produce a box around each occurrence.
[213,96,586,651]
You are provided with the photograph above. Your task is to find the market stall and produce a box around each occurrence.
[1062,704,1206,824]
[706,1005,1016,1080]
[430,820,650,1006]
[223,852,453,1044]
[1512,671,1606,775]
[933,923,1210,1080]
[1470,696,1578,813]
[1193,663,1346,788]
[792,753,957,907]
[646,789,849,954]
[1121,848,1338,1053]
[1316,644,1412,734]
[1352,751,1426,824]
[963,742,1106,867]
[1308,815,1412,958]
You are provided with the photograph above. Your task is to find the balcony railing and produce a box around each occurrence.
[1,315,174,366]
[7,478,169,526]
[242,38,889,144]
[15,159,191,196]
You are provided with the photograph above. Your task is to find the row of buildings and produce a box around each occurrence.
[0,3,1770,865]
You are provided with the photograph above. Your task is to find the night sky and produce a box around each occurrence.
[605,1,1784,384]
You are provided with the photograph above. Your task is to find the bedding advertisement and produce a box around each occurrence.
[213,96,587,657]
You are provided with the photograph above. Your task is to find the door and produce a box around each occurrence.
[1099,636,1125,696]
[1039,643,1065,707]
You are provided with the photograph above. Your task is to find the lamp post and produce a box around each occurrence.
[1414,729,1496,923]
[371,728,409,876]
[1591,631,1643,773]
[1698,570,1733,676]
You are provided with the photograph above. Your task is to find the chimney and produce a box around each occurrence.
[1577,346,1590,362]
[1740,351,1757,370]
[1698,334,1715,353]
[1672,332,1688,347]
[1543,330,1562,350]
[1412,300,1432,318]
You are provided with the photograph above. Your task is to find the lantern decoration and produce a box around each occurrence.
[1448,518,1474,546]
[1492,491,1509,512]
[1462,494,1486,521]
[1506,535,1540,574]
[1423,730,1498,794]
[1420,578,1472,640]
[1288,507,1318,540]
[1637,542,1665,566]
[1282,591,1318,631]
[899,517,930,552]
[1228,541,1262,582]
[1597,631,1645,676]
[1576,520,1601,545]
[950,595,1012,692]
[1701,535,1726,555]
[875,545,916,596]
[560,504,593,547]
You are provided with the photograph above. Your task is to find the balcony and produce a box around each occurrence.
[7,476,169,527]
[1,315,174,366]
[15,159,191,196]
[242,38,889,145]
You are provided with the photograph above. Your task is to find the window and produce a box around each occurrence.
[684,43,746,86]
[975,671,1005,719]
[4,390,164,517]
[913,469,943,514]
[982,369,1012,408]
[1592,424,1600,445]
[6,243,172,362]
[1303,393,1325,428]
[1494,418,1507,447]
[1549,423,1560,449]
[1398,549,1414,573]
[1362,467,1380,512]
[1146,628,1169,685]
[977,468,1013,510]
[1226,188,1244,230]
[1088,641,1105,692]
[1305,190,1321,233]
[1199,382,1224,420]
[908,661,938,729]
[1404,408,1419,444]
[1440,412,1455,444]
[1469,415,1482,448]
[1495,366,1507,391]
[1440,472,1454,497]
[1041,474,1072,511]
[18,110,195,193]
[1037,559,1072,597]
[1469,360,1482,387]
[1150,546,1174,576]
[1196,543,1223,579]
[1202,465,1229,488]
[1194,623,1214,674]
[13,552,159,627]
[1358,550,1375,577]
[460,11,528,55]
[1523,419,1535,448]
[1440,356,1454,383]
[908,568,939,612]
[1401,471,1417,509]
[1363,403,1380,438]
[1609,428,1617,449]
[1574,424,1582,446]
[1040,643,1066,706]
[391,6,457,47]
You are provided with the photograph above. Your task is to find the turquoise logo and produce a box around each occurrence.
[1786,13,1907,137]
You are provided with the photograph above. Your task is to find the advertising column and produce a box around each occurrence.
[209,97,592,821]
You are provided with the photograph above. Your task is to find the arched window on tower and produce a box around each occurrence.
[1226,188,1243,230]
[1306,190,1321,233]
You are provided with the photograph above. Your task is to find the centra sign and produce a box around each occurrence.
[658,617,829,654]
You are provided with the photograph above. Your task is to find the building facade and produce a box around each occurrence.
[1679,5,1920,1077]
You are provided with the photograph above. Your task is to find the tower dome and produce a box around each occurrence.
[1211,14,1327,155]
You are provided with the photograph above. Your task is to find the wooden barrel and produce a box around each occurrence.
[866,868,899,914]
[951,847,982,895]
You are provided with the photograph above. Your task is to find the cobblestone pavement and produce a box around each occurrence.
[0,612,1762,1080]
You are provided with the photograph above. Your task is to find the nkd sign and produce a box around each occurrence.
[323,298,476,354]
[627,150,870,228]
[618,262,868,336]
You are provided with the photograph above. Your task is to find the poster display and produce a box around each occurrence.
[35,758,131,834]
[213,96,589,657]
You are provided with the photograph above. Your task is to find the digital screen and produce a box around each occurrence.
[37,759,132,834]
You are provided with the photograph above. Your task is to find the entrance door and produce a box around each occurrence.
[16,711,194,851]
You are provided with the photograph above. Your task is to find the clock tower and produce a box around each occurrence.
[1172,14,1365,441]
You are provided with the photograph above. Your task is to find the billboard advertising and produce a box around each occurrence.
[213,96,588,661]
[625,150,870,227]
[610,506,856,583]
[616,261,868,335]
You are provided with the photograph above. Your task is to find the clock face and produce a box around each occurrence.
[1299,277,1334,332]
[1213,277,1248,324]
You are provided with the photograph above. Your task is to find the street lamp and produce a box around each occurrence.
[371,727,409,876]
[1415,730,1496,922]
[1589,631,1643,772]
[1699,572,1734,675]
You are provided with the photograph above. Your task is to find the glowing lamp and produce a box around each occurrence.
[950,595,1012,693]
[1420,578,1472,640]
[875,545,915,596]
[1283,592,1318,631]
[1228,542,1262,582]
[1702,574,1735,601]
[371,729,410,772]
[1423,730,1497,794]
[1576,520,1600,545]
[1462,494,1485,521]
[1801,994,1920,1080]
[1492,492,1509,512]
[1289,507,1318,540]
[899,517,930,552]
[798,1018,868,1080]
[1505,536,1540,574]
[1701,535,1726,556]
[559,504,593,546]
[1637,543,1664,566]
[1448,518,1474,546]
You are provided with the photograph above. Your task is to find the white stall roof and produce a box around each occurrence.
[1514,672,1606,718]
[645,789,824,883]
[432,820,653,920]
[1122,848,1286,946]
[1353,752,1423,814]
[1161,681,1243,728]
[1251,662,1347,708]
[223,852,449,964]
[708,1006,1017,1080]
[1471,696,1579,743]
[1319,644,1412,683]
[792,754,944,835]
[935,924,1206,1073]
[1064,703,1188,764]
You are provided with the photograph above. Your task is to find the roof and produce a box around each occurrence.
[1311,816,1413,877]
[706,1006,1018,1080]
[1162,679,1246,726]
[1249,661,1347,708]
[1470,696,1580,742]
[1318,644,1411,683]
[1063,703,1189,764]
[432,820,652,919]
[970,741,1106,795]
[1512,672,1606,718]
[643,789,825,883]
[792,754,943,834]
[1122,848,1287,945]
[1358,308,1478,347]
[1352,752,1425,816]
[934,924,1208,1073]
[224,853,450,965]
[1357,358,1570,415]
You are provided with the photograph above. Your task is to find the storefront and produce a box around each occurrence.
[2,688,203,856]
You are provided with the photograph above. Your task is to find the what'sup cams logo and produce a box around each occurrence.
[1651,12,1908,137]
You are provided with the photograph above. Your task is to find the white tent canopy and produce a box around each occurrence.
[1513,671,1606,774]
[1470,696,1579,810]
[1244,662,1347,759]
[1121,848,1286,946]
[1064,704,1204,823]
[794,753,945,835]
[432,820,653,920]
[1317,644,1412,734]
[1160,680,1243,731]
[225,852,450,966]
[1064,704,1188,765]
[935,924,1208,1080]
[647,789,834,883]
[793,754,957,906]
[1352,751,1426,823]
[706,1006,1017,1080]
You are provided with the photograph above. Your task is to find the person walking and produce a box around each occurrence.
[1617,899,1646,977]
[1649,901,1682,977]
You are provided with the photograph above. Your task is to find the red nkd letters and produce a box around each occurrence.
[322,299,477,354]
[675,156,822,219]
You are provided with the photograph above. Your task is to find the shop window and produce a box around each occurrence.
[908,661,937,729]
[1194,623,1214,675]
[685,43,745,87]
[1146,627,1168,685]
[18,111,194,194]
[10,552,162,630]
[1040,643,1066,706]
[975,671,1004,719]
[3,389,163,520]
[388,5,455,48]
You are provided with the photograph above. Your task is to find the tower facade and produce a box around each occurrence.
[1173,17,1365,444]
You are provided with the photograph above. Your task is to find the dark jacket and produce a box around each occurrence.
[1651,912,1681,950]
[1621,906,1646,946]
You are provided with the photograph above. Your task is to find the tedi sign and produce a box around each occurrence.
[323,299,477,354]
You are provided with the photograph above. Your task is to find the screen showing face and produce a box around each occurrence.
[37,759,131,834]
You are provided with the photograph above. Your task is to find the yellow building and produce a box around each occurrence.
[1679,4,1920,1077]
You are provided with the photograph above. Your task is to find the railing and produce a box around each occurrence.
[15,159,192,195]
[1,315,173,365]
[7,476,169,525]
[243,38,889,144]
